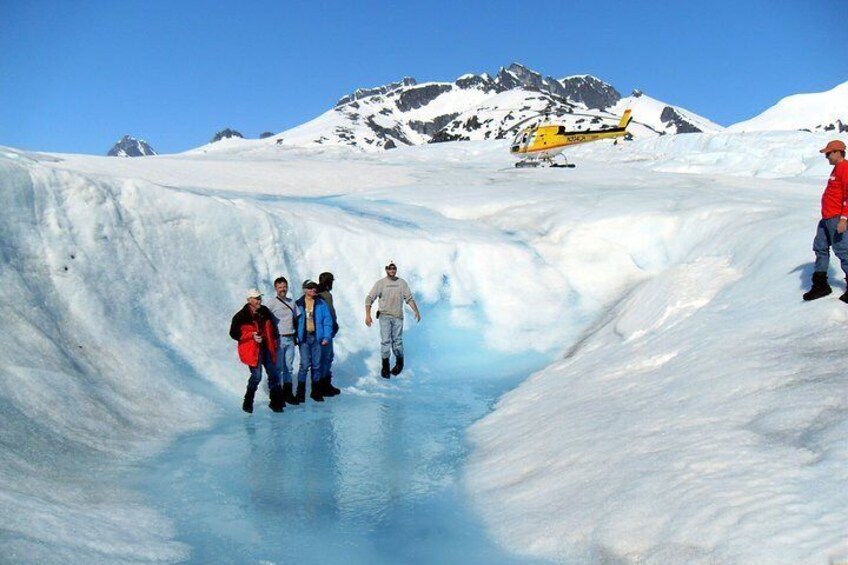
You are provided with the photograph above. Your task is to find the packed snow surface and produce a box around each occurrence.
[0,130,846,564]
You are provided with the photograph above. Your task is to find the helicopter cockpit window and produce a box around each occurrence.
[557,126,566,135]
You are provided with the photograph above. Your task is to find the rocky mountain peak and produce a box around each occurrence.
[336,77,417,107]
[455,73,500,92]
[659,107,703,133]
[495,63,566,99]
[211,129,244,143]
[559,75,621,110]
[107,135,157,157]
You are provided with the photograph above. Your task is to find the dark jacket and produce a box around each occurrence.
[318,288,340,337]
[229,304,279,366]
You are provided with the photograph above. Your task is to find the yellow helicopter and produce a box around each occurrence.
[510,109,633,168]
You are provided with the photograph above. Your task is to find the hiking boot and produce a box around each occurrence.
[283,382,299,405]
[295,383,306,404]
[390,356,404,376]
[310,383,324,402]
[381,358,391,379]
[322,376,340,397]
[803,271,832,301]
[841,277,848,304]
[242,388,255,414]
[268,387,284,413]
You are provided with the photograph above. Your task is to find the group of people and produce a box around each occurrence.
[225,140,847,413]
[229,261,421,414]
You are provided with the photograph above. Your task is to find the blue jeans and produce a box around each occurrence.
[320,338,335,379]
[813,217,848,275]
[298,333,323,384]
[247,347,281,393]
[379,315,404,359]
[276,335,296,384]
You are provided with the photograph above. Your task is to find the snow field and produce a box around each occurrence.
[0,129,846,563]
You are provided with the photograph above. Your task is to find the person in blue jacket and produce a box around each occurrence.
[295,280,334,403]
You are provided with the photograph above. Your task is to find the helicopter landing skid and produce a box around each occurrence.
[515,157,576,169]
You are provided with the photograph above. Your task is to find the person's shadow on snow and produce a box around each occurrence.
[791,263,847,292]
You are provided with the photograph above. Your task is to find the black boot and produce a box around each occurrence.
[295,383,306,404]
[803,271,832,301]
[322,374,340,397]
[390,356,404,376]
[268,387,285,413]
[310,381,324,402]
[841,277,848,303]
[381,357,391,379]
[283,382,299,405]
[242,387,255,414]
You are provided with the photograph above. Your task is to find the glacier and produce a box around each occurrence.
[0,132,846,564]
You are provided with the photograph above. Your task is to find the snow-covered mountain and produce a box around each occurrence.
[107,135,157,157]
[269,63,722,152]
[728,80,848,133]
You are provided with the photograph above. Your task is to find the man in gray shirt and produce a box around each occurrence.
[268,276,299,405]
[365,261,421,378]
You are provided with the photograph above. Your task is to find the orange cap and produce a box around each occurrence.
[820,140,846,153]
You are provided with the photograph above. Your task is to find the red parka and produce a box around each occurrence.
[229,304,279,367]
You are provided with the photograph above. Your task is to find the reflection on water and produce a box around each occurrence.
[131,367,550,565]
[131,304,552,564]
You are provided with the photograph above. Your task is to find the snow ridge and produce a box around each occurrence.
[728,80,848,133]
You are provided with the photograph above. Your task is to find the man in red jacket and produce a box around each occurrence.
[229,288,284,413]
[804,140,848,302]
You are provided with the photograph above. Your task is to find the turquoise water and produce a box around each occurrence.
[128,305,552,564]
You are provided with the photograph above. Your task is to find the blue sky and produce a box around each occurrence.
[1,0,845,155]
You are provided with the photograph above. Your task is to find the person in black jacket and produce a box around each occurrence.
[317,272,341,397]
[229,288,284,413]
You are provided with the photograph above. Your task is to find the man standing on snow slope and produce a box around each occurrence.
[295,280,334,403]
[317,272,341,397]
[803,140,848,302]
[365,261,421,379]
[229,288,284,414]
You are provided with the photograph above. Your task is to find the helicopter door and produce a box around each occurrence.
[511,128,534,153]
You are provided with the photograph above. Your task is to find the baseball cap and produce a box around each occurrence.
[246,288,262,299]
[820,140,846,154]
[385,260,397,269]
[302,279,319,289]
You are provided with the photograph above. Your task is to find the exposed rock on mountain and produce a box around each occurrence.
[211,129,244,143]
[396,84,453,112]
[660,106,703,134]
[336,77,417,107]
[561,75,622,110]
[107,135,157,157]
